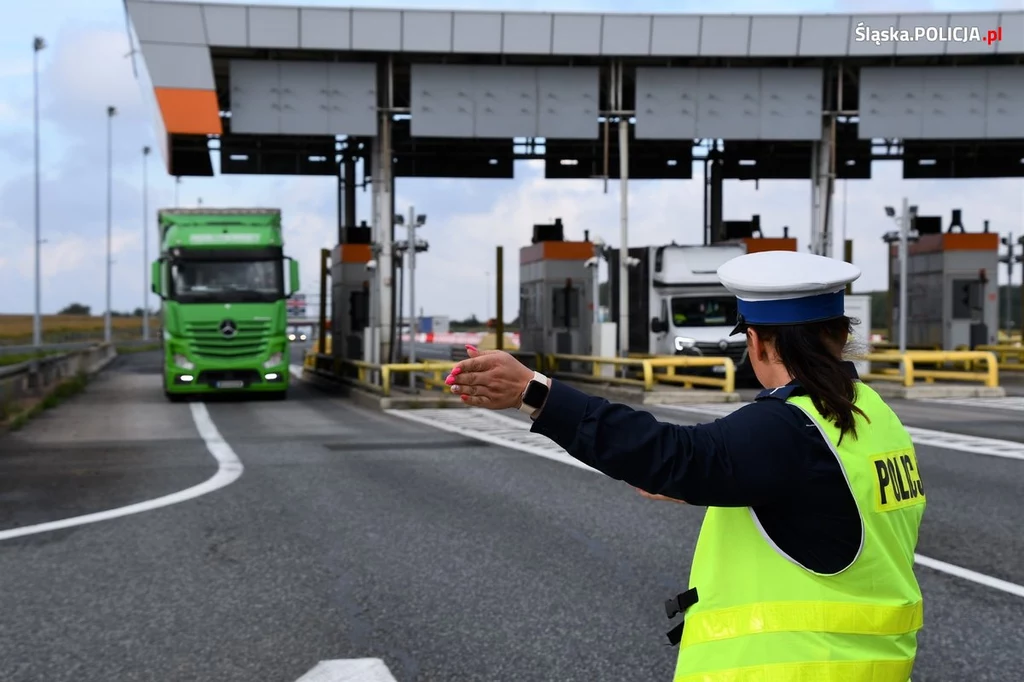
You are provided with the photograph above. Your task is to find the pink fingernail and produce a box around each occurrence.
[445,375,455,385]
[452,367,462,376]
[466,345,478,352]
[460,395,468,402]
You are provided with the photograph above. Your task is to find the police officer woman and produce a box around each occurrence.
[445,250,926,682]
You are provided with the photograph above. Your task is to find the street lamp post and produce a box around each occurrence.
[105,105,117,344]
[897,197,909,354]
[142,145,151,341]
[883,200,918,354]
[32,36,46,349]
[395,208,427,388]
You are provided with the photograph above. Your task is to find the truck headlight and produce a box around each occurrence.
[288,333,296,341]
[174,354,195,370]
[673,336,697,352]
[264,352,283,369]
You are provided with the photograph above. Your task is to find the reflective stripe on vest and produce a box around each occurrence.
[674,382,926,682]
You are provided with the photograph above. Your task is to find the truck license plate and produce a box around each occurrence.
[216,380,245,389]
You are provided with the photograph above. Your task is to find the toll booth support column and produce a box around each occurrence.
[371,63,395,368]
[319,248,329,356]
[811,72,836,258]
[614,61,630,360]
[495,246,504,351]
[810,121,835,257]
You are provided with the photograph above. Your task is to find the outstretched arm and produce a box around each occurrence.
[447,350,802,507]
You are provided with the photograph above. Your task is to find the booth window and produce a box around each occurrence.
[552,285,580,327]
[951,279,981,320]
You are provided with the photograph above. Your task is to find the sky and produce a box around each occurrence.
[1,0,1022,321]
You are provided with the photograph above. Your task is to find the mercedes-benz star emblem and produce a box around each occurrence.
[219,320,237,338]
[718,339,729,352]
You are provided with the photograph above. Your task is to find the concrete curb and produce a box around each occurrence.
[0,344,119,435]
[871,383,1007,399]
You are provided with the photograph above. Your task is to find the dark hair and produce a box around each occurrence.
[750,316,868,443]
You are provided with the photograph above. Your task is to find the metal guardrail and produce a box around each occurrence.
[0,343,118,420]
[860,350,1000,388]
[303,346,736,394]
[970,345,1024,372]
[544,353,736,393]
[0,338,159,357]
[305,353,456,397]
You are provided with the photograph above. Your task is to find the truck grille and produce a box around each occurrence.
[694,341,749,367]
[185,320,271,358]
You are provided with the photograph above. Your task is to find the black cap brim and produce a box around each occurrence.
[730,314,747,337]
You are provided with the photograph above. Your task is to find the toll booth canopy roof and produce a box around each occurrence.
[126,2,1024,181]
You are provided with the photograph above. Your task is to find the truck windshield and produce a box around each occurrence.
[670,296,737,327]
[169,259,284,302]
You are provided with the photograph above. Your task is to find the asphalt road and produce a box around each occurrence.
[0,347,1021,681]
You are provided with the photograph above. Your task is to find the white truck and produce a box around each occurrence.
[610,242,772,382]
[647,244,750,371]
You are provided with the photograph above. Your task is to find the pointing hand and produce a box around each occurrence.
[445,345,535,410]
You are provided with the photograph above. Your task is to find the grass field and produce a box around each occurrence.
[0,315,161,345]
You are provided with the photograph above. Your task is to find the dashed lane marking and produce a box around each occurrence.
[386,406,1024,600]
[295,658,398,682]
[0,403,243,542]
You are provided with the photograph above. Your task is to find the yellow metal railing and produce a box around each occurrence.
[301,351,457,397]
[544,353,735,393]
[860,350,1000,388]
[342,359,457,396]
[974,345,1024,371]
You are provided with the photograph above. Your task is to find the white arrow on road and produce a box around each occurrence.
[295,659,398,682]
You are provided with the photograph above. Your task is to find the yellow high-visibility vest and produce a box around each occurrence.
[674,383,926,682]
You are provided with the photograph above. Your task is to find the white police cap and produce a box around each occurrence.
[717,251,861,335]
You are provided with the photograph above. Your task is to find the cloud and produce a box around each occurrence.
[0,0,1022,321]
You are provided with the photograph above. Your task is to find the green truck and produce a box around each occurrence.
[150,208,300,401]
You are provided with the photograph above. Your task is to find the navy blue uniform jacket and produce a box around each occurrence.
[530,363,863,574]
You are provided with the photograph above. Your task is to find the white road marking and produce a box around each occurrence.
[295,658,398,682]
[0,403,243,542]
[917,396,1024,412]
[290,363,305,380]
[390,408,597,473]
[658,404,1024,462]
[387,406,1024,600]
[914,555,1024,599]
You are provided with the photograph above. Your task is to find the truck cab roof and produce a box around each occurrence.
[653,243,746,287]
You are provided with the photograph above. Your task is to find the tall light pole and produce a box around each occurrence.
[105,105,117,344]
[883,200,917,354]
[395,208,427,387]
[142,145,151,341]
[32,36,46,349]
[897,198,909,354]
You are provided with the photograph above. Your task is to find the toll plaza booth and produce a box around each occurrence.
[890,211,1000,350]
[518,219,594,360]
[718,215,799,254]
[331,222,373,368]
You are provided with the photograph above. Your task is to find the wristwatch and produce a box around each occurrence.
[518,371,550,415]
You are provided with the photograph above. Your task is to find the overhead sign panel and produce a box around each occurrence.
[411,64,599,139]
[634,67,823,140]
[859,66,1024,140]
[229,60,377,137]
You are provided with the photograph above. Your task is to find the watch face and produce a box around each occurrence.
[524,379,549,407]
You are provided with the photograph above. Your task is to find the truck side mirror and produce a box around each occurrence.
[150,260,163,298]
[651,317,667,333]
[288,258,300,296]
